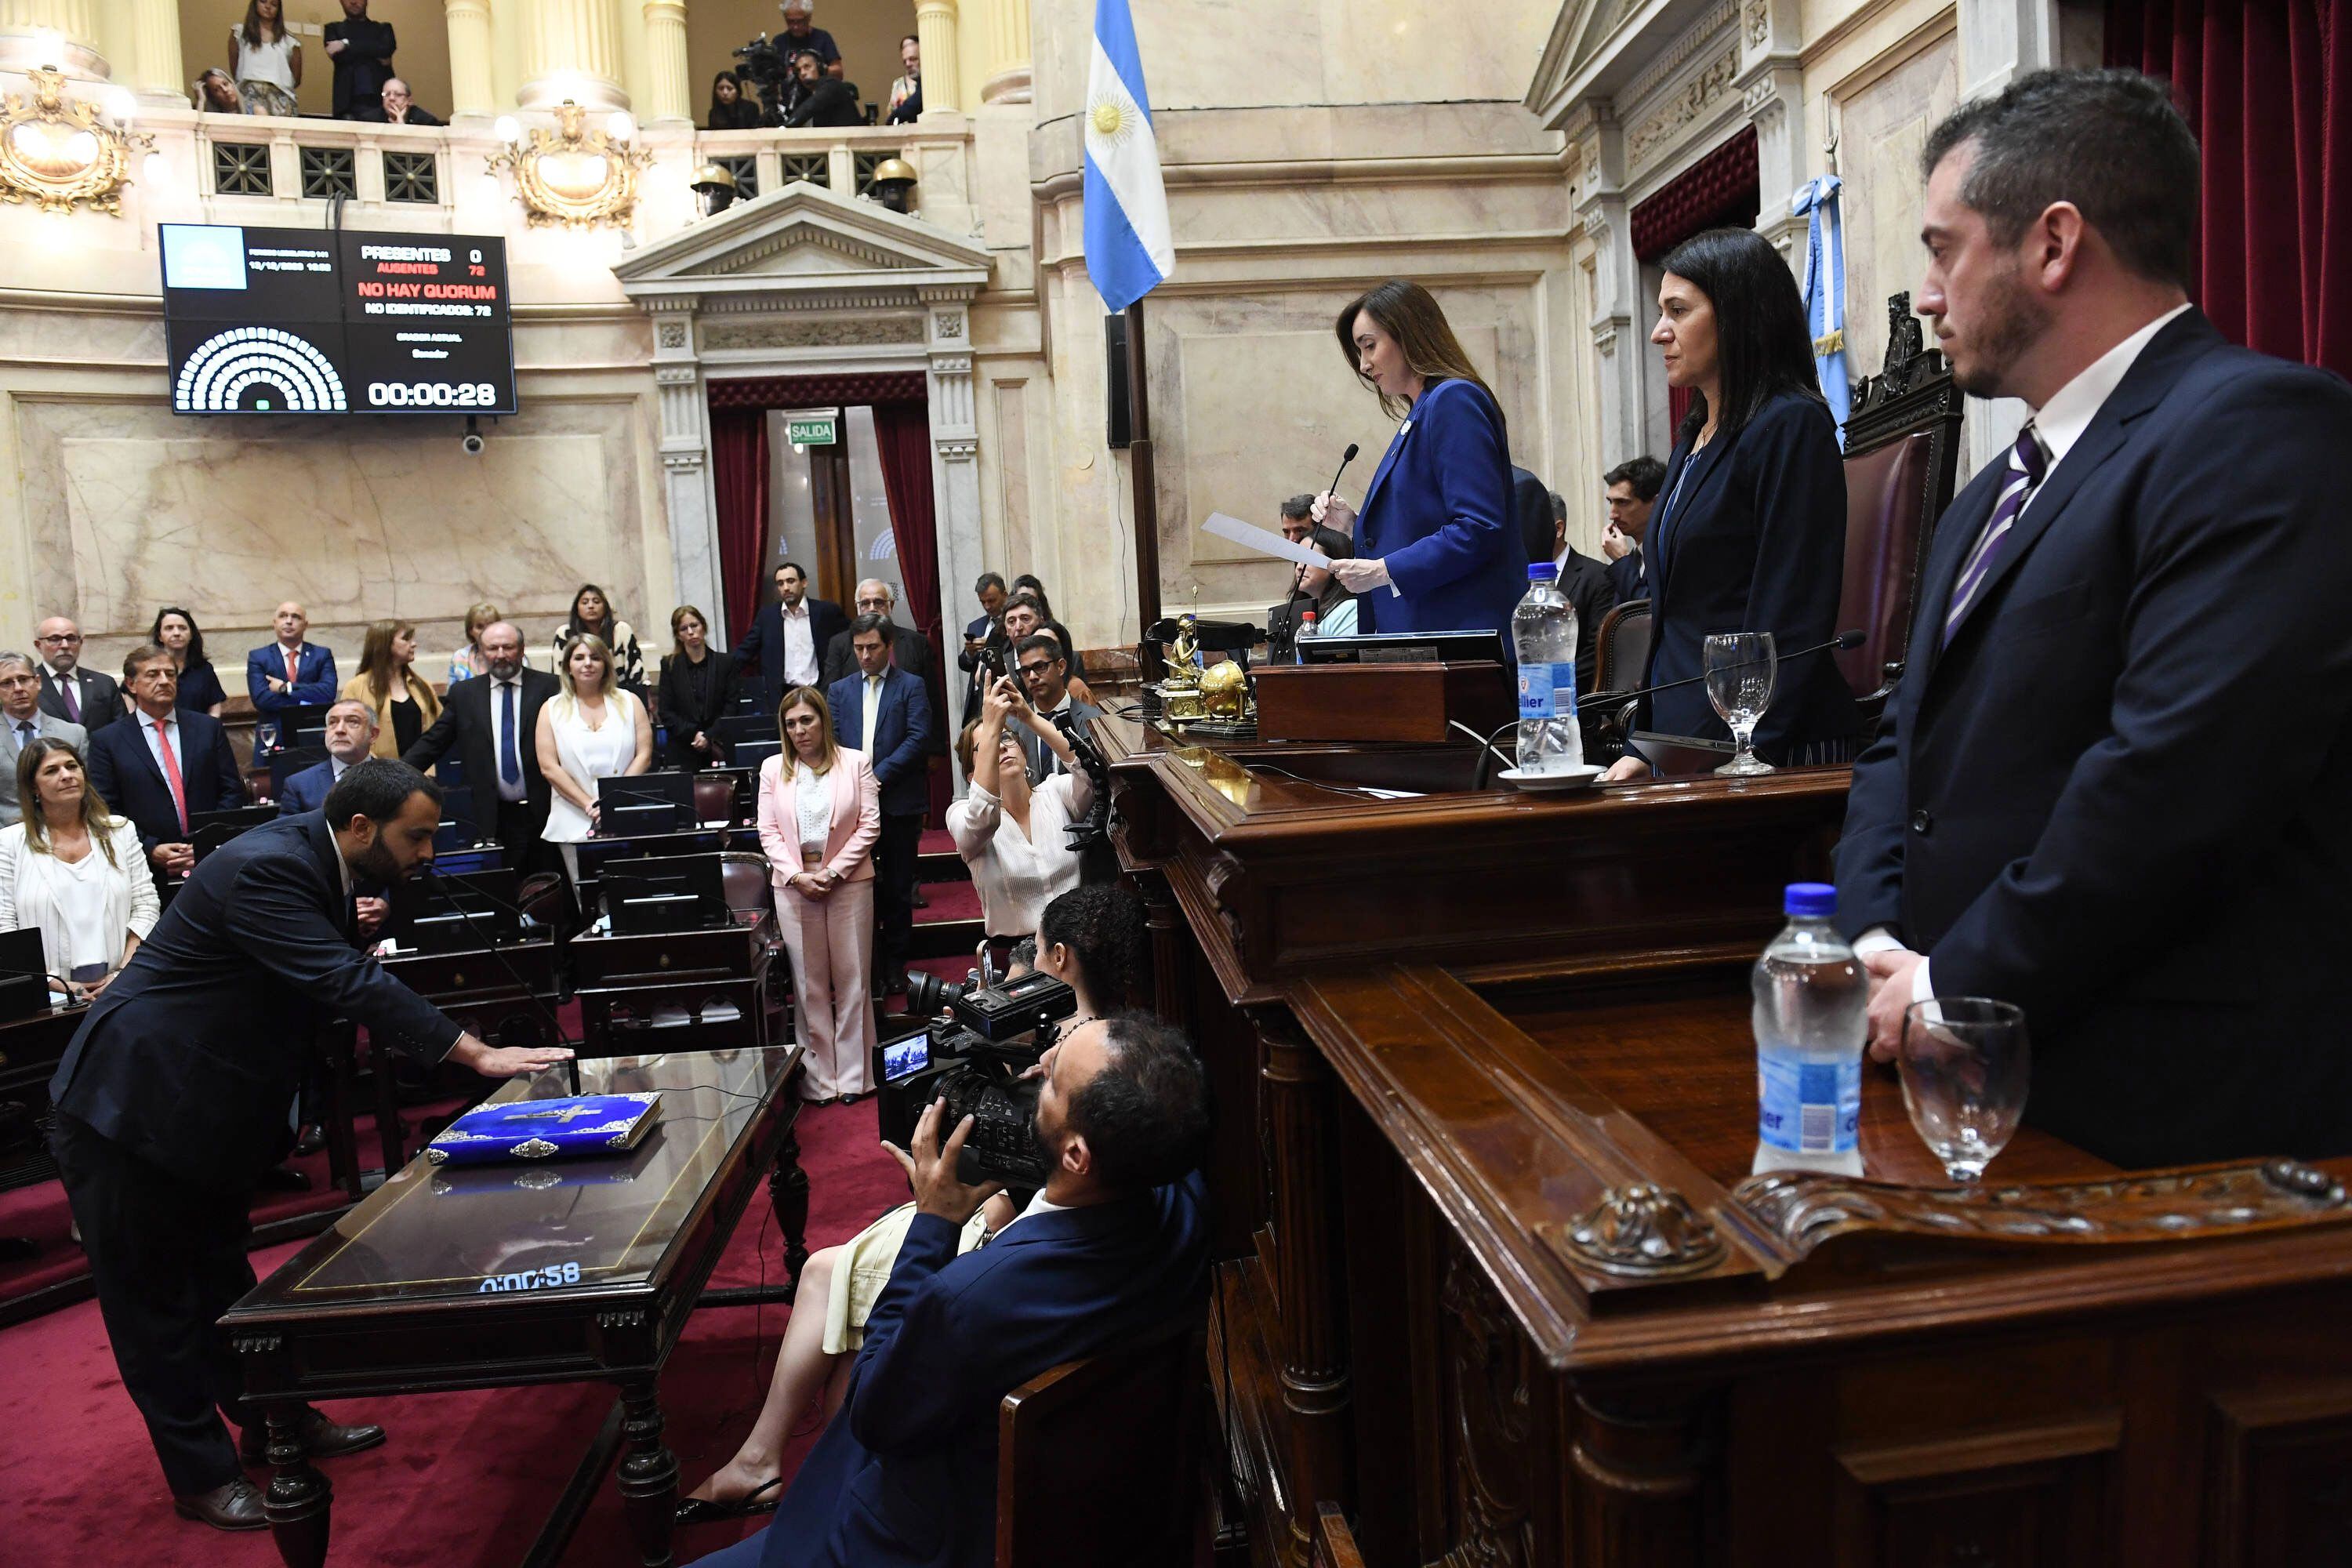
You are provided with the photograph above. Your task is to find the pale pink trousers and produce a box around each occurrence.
[776,876,877,1099]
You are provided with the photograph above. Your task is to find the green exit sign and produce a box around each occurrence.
[787,416,837,445]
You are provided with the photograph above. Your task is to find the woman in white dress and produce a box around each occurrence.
[535,634,653,883]
[228,0,301,117]
[945,674,1092,955]
[0,739,158,1000]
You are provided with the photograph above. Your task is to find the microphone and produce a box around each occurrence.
[1322,441,1360,509]
[1600,629,1864,710]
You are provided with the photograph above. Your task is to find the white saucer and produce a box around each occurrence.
[1497,764,1603,792]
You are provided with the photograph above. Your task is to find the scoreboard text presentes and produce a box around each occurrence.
[161,224,517,416]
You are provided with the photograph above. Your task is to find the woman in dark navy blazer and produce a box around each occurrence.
[1312,280,1525,641]
[1602,229,1857,778]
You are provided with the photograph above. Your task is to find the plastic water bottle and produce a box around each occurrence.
[1512,562,1582,774]
[1751,883,1867,1176]
[1294,610,1317,664]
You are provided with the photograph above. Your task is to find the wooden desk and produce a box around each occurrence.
[570,917,783,1060]
[1100,714,2352,1568]
[0,1002,82,1191]
[224,1047,807,1568]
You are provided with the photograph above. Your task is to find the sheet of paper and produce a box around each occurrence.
[1203,510,1325,568]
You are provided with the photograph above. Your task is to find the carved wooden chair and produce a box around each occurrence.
[996,1316,1203,1568]
[1838,292,1966,731]
[1578,598,1652,762]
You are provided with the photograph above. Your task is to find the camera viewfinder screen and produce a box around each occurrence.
[882,1036,931,1081]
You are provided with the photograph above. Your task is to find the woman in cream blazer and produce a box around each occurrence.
[756,684,880,1103]
[0,737,160,997]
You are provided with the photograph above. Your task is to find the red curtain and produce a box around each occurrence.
[2107,0,2352,376]
[708,407,768,648]
[873,400,952,826]
[1632,125,1764,437]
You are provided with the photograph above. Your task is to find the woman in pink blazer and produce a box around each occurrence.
[757,684,881,1103]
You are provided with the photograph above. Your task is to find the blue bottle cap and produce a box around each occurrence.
[1784,882,1837,917]
[1526,561,1559,580]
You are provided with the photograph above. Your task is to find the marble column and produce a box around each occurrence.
[0,0,103,79]
[1737,0,1806,267]
[641,0,692,127]
[928,296,986,727]
[518,0,626,113]
[122,0,183,105]
[980,0,1032,106]
[1571,107,1657,474]
[650,302,724,641]
[444,0,495,122]
[915,0,961,116]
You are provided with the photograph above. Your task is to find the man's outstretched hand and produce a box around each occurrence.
[448,1033,574,1078]
[882,1097,1004,1225]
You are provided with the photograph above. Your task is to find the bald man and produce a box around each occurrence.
[358,77,442,125]
[245,602,338,753]
[819,579,934,687]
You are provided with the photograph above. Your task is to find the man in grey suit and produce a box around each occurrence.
[0,649,86,826]
[1010,633,1100,782]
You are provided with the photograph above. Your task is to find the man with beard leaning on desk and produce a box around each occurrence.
[47,759,572,1532]
[1834,69,2352,1169]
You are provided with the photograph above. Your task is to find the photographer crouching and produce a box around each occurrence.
[684,1005,1209,1568]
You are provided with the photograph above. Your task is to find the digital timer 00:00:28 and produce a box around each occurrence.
[367,381,503,408]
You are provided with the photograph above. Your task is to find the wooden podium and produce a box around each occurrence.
[1098,712,2352,1568]
[1250,660,1512,746]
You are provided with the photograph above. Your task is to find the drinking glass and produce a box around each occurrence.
[1897,998,2031,1183]
[1703,632,1777,776]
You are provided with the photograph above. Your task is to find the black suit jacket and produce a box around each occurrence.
[785,76,862,129]
[1835,310,2352,1167]
[323,16,397,118]
[1555,546,1615,691]
[50,812,460,1189]
[402,669,560,842]
[38,665,121,734]
[1606,547,1647,604]
[1640,391,1857,759]
[734,597,849,710]
[655,651,742,765]
[819,620,934,688]
[87,710,244,851]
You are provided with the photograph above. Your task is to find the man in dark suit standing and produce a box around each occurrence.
[1600,456,1663,603]
[89,646,245,884]
[49,760,570,1530]
[1509,474,1614,690]
[818,579,935,687]
[1835,69,2352,1169]
[245,601,338,752]
[402,622,559,870]
[685,1014,1208,1568]
[274,698,377,815]
[33,615,121,735]
[829,616,933,998]
[734,561,846,717]
[323,0,397,119]
[958,572,1008,723]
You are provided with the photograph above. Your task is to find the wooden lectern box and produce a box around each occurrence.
[1250,660,1512,745]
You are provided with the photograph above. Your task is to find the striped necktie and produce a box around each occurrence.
[1943,424,2049,646]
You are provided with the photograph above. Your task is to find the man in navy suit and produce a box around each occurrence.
[403,622,561,870]
[1600,456,1663,603]
[88,645,245,882]
[32,615,122,735]
[829,615,932,997]
[1835,69,2352,1168]
[275,697,376,814]
[245,601,338,750]
[49,760,570,1530]
[735,561,847,717]
[688,1011,1210,1568]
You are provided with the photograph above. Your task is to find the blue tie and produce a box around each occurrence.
[499,681,521,787]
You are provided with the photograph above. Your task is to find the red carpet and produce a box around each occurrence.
[0,1096,913,1568]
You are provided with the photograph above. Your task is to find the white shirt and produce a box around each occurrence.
[995,1188,1073,1240]
[781,602,819,688]
[793,760,833,858]
[946,776,1084,937]
[0,818,160,977]
[230,29,298,91]
[1854,303,2194,1002]
[486,675,527,803]
[134,708,183,786]
[861,672,885,757]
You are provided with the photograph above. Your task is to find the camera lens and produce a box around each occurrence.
[905,970,965,1016]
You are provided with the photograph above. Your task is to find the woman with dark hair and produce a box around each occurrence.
[1599,227,1856,779]
[656,604,740,770]
[554,583,645,694]
[706,70,762,129]
[1269,524,1360,652]
[1312,278,1524,641]
[151,607,227,717]
[343,618,443,757]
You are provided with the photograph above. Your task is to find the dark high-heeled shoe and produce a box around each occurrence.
[674,1474,784,1526]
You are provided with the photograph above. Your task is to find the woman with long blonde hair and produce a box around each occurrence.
[534,633,652,881]
[341,618,442,758]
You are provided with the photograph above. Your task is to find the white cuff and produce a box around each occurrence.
[1912,957,1935,1004]
[1850,924,1905,960]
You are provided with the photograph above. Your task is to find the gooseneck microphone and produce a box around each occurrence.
[1602,628,1865,710]
[1323,441,1360,510]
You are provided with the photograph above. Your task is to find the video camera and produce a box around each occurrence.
[730,33,795,125]
[877,969,1077,1190]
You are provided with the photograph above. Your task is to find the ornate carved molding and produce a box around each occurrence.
[1744,0,1769,48]
[1735,1160,2352,1264]
[1552,1184,1727,1278]
[1742,75,1780,118]
[656,321,687,349]
[1591,323,1621,356]
[932,311,965,339]
[662,451,705,473]
[700,316,924,350]
[230,1332,283,1355]
[653,365,698,387]
[1617,0,1740,110]
[1626,49,1740,170]
[935,437,978,461]
[0,67,151,217]
[487,100,652,229]
[1439,1252,1535,1568]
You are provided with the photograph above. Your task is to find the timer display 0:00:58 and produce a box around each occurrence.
[367,380,502,408]
[478,1261,583,1292]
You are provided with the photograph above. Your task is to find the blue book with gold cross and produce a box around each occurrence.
[423,1091,663,1167]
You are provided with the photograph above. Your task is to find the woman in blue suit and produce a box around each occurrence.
[1312,280,1524,641]
[1601,229,1857,779]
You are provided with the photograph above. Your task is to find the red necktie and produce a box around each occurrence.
[285,647,301,684]
[154,719,189,833]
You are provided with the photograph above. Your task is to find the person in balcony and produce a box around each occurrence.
[782,49,862,129]
[227,0,300,118]
[707,71,762,130]
[358,78,441,126]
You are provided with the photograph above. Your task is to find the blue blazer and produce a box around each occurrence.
[1354,377,1525,642]
[50,812,462,1189]
[733,597,848,710]
[1836,310,2352,1167]
[828,666,933,818]
[1639,390,1857,760]
[86,710,245,851]
[245,643,339,716]
[275,759,336,815]
[721,1175,1208,1568]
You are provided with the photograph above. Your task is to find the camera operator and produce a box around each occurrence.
[683,1011,1209,1568]
[782,48,861,129]
[677,886,1148,1526]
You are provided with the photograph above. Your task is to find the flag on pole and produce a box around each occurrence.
[1082,0,1172,314]
[1792,174,1852,448]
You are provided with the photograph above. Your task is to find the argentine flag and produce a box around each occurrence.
[1082,0,1173,314]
